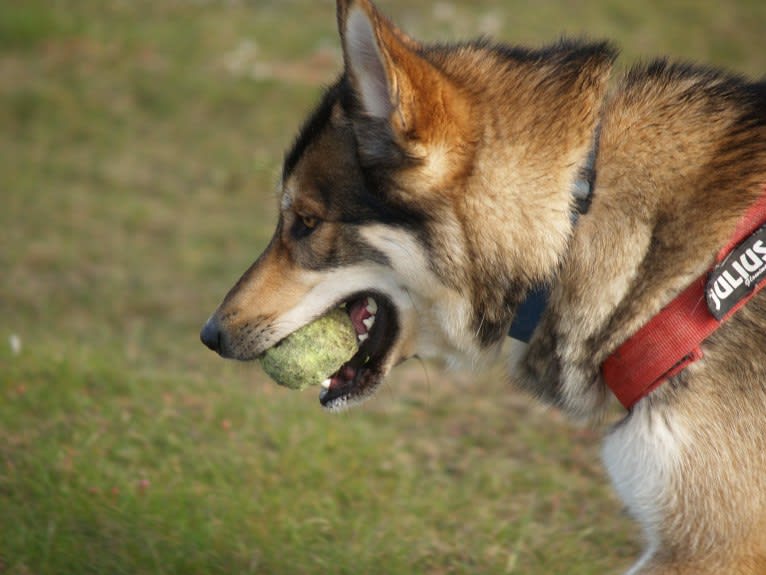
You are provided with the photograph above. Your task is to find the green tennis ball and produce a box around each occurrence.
[259,308,358,390]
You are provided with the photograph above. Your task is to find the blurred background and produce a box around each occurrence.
[1,1,764,573]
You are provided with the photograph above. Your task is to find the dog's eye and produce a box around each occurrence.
[292,214,320,239]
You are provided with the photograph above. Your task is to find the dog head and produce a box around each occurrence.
[201,0,615,409]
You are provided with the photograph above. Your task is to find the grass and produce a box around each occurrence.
[1,1,764,573]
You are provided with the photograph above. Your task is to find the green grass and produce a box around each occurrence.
[1,1,764,573]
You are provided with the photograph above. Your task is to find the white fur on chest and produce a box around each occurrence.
[602,401,689,573]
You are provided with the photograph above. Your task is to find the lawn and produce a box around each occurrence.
[2,1,765,573]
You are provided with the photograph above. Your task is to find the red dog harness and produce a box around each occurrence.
[602,187,766,410]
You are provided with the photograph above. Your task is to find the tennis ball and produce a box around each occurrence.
[259,308,358,390]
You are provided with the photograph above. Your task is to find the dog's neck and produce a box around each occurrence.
[516,61,766,422]
[508,128,600,343]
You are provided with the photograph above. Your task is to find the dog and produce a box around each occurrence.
[200,1,766,572]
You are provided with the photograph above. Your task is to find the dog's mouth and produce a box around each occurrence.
[318,292,399,410]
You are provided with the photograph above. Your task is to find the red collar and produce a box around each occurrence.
[602,187,766,410]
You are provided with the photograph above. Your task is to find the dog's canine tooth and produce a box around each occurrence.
[366,297,378,314]
[321,379,332,390]
[362,316,375,330]
[358,333,369,343]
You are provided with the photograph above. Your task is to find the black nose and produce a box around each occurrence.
[200,317,222,353]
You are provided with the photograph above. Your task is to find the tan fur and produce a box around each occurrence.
[211,236,311,360]
[201,1,766,572]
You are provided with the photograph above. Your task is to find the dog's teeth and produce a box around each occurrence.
[321,379,332,390]
[358,333,369,343]
[362,316,375,330]
[366,297,378,314]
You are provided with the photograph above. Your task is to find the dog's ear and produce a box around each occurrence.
[337,0,401,122]
[336,0,468,167]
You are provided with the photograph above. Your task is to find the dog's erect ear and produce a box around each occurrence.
[337,0,401,121]
[336,0,468,165]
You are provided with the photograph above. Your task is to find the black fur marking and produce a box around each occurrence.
[490,38,617,70]
[422,37,616,64]
[283,73,415,180]
[283,78,346,181]
[622,58,763,110]
[422,38,618,91]
[351,116,415,170]
[474,282,527,348]
[282,73,428,234]
[280,77,431,275]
